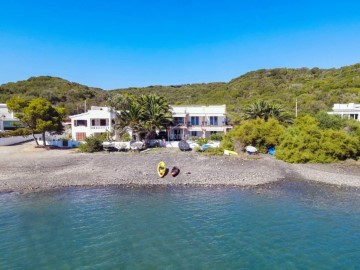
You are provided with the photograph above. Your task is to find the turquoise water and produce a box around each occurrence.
[1,181,360,269]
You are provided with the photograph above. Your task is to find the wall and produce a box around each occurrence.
[0,135,40,146]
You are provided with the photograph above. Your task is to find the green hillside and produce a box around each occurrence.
[0,76,109,115]
[1,63,360,121]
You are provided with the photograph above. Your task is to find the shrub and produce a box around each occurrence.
[195,137,208,146]
[220,134,234,151]
[0,128,32,138]
[210,133,223,141]
[229,118,285,153]
[275,115,360,163]
[78,135,103,153]
[121,133,131,142]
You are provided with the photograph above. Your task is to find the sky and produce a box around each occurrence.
[1,0,360,89]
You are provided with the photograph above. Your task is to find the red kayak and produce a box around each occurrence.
[171,166,180,177]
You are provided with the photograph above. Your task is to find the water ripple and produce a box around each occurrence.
[1,181,360,269]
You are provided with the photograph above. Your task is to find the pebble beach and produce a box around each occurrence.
[0,142,359,193]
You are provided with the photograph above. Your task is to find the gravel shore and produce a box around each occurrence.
[0,142,359,192]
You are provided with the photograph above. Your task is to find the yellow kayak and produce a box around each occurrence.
[157,161,166,178]
[224,149,238,156]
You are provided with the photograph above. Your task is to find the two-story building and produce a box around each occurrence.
[69,104,232,141]
[69,106,116,141]
[168,105,232,140]
[328,103,360,121]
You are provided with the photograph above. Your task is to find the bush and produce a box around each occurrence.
[195,137,208,146]
[220,134,234,151]
[121,133,131,142]
[0,128,32,138]
[78,135,103,153]
[229,118,285,153]
[210,133,223,141]
[275,115,360,163]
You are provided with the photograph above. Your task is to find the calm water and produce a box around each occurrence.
[1,181,360,269]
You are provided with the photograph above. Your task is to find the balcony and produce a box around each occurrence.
[90,126,110,130]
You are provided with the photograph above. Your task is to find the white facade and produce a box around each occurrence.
[0,103,20,131]
[69,104,232,141]
[69,106,115,141]
[328,103,360,121]
[169,105,232,140]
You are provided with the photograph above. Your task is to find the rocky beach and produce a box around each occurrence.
[0,142,359,193]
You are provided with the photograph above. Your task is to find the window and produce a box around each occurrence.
[191,116,199,125]
[191,131,197,137]
[210,131,217,135]
[75,120,87,127]
[210,116,218,126]
[173,117,184,125]
[91,119,96,126]
[76,132,86,141]
[100,119,107,126]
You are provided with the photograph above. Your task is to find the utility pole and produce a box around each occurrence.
[295,98,298,118]
[84,100,87,113]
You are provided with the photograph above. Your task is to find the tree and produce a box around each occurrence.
[106,94,135,140]
[229,118,285,153]
[138,94,172,140]
[275,115,360,163]
[113,94,172,142]
[243,100,293,124]
[116,101,144,141]
[6,97,65,146]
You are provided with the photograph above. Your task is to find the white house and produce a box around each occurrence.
[69,106,116,141]
[328,103,360,121]
[168,105,232,140]
[69,104,232,141]
[0,103,21,131]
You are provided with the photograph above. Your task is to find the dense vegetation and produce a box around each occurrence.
[1,63,360,162]
[110,94,172,141]
[1,63,360,121]
[275,116,360,163]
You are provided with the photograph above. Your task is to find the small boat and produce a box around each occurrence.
[171,166,180,177]
[178,140,191,151]
[245,145,258,155]
[157,161,166,178]
[224,149,238,156]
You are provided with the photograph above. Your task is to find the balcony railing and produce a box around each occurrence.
[90,126,110,130]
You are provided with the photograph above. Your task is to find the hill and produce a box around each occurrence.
[0,76,108,115]
[1,63,360,120]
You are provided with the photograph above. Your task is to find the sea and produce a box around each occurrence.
[1,180,360,269]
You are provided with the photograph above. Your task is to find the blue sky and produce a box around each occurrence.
[1,0,360,89]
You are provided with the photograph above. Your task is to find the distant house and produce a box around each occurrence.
[69,106,116,141]
[0,103,21,132]
[168,105,232,140]
[328,103,360,121]
[69,104,232,141]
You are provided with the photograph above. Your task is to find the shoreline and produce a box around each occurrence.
[0,142,359,193]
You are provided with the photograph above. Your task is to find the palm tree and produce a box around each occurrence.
[138,94,172,140]
[243,100,293,124]
[116,101,144,141]
[114,94,172,141]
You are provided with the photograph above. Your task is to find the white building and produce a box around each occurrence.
[168,105,232,140]
[328,103,360,121]
[69,104,232,141]
[69,106,116,141]
[0,103,21,131]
